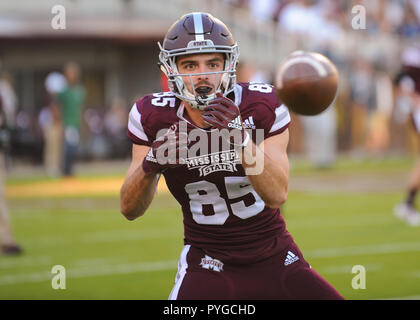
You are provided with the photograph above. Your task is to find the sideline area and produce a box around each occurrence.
[4,159,169,198]
[4,156,411,198]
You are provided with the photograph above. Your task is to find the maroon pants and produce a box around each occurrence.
[169,242,344,300]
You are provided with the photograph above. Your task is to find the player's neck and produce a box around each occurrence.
[183,102,212,129]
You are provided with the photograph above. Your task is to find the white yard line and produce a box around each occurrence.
[16,229,181,248]
[15,214,398,251]
[410,271,420,278]
[81,230,180,243]
[287,216,396,229]
[378,295,420,300]
[306,242,420,258]
[0,260,177,286]
[320,263,383,274]
[1,242,420,285]
[2,240,419,273]
[0,255,53,269]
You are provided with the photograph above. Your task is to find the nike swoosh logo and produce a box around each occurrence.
[239,184,251,188]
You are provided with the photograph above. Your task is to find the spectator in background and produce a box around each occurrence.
[277,0,321,36]
[84,106,108,159]
[39,72,66,178]
[394,45,420,226]
[410,0,420,22]
[349,57,376,153]
[300,103,338,169]
[276,0,345,55]
[248,0,280,24]
[57,62,85,177]
[104,97,129,158]
[365,60,394,155]
[382,0,406,33]
[0,71,22,255]
[398,0,420,38]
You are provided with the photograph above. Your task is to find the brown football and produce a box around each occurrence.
[275,51,339,116]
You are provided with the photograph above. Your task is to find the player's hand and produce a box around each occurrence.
[142,123,188,175]
[202,94,249,148]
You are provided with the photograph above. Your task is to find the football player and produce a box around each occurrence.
[120,12,343,299]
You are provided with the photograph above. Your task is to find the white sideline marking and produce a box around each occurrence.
[0,260,177,286]
[81,230,179,243]
[18,214,395,250]
[306,242,420,258]
[288,216,396,229]
[0,255,52,269]
[320,263,382,274]
[378,295,420,300]
[2,242,420,285]
[18,230,180,248]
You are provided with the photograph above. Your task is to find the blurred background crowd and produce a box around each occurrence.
[0,0,419,176]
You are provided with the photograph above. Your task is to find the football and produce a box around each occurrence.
[275,51,339,116]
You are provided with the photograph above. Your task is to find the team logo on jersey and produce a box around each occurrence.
[186,150,240,177]
[200,255,224,272]
[187,39,214,48]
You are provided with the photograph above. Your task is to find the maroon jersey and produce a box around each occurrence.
[127,82,293,264]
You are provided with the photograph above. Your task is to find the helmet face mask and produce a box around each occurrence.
[158,13,240,110]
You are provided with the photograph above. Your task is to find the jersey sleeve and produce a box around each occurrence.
[264,104,291,139]
[239,83,291,143]
[127,98,153,147]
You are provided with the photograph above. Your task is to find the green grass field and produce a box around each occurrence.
[1,157,420,300]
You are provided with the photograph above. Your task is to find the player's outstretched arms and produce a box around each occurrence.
[242,129,290,209]
[120,144,160,221]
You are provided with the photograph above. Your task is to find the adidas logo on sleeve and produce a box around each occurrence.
[284,251,299,266]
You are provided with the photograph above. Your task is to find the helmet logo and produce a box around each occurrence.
[187,40,215,48]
